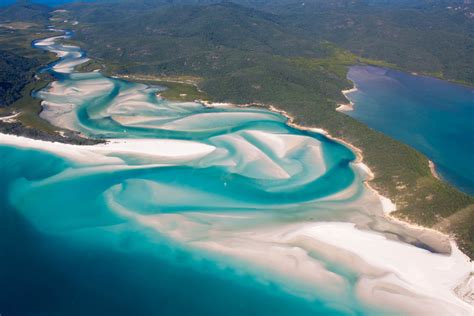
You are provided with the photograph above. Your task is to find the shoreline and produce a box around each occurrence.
[336,84,358,112]
[230,99,468,252]
[429,160,441,180]
[330,83,471,242]
[1,94,472,313]
[1,129,472,313]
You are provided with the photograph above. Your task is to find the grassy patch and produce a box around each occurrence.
[158,81,210,102]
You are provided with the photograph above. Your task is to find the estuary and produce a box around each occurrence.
[0,30,472,316]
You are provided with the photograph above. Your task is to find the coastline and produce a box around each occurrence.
[235,99,470,254]
[2,122,473,313]
[429,160,441,180]
[336,84,358,112]
[242,100,474,310]
[1,93,472,314]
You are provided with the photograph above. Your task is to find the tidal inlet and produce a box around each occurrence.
[1,31,473,316]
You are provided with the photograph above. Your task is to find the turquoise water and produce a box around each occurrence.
[344,66,474,195]
[0,147,352,316]
[3,30,471,315]
[0,30,391,316]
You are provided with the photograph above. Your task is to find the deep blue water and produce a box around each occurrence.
[344,65,474,195]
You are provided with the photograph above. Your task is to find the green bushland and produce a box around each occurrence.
[0,22,60,130]
[119,77,209,102]
[154,80,209,102]
[272,0,474,85]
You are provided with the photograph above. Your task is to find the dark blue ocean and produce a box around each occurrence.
[344,66,474,195]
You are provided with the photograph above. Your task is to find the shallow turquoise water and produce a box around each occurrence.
[0,147,354,316]
[344,66,474,195]
[0,31,400,316]
[2,27,472,316]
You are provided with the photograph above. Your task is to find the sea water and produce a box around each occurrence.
[343,65,474,195]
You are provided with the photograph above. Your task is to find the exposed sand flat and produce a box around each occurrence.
[209,223,472,315]
[342,87,358,95]
[336,103,354,111]
[0,134,216,165]
[336,85,358,112]
[0,112,20,123]
[429,160,441,180]
[53,57,90,73]
[34,35,65,47]
[158,111,279,131]
[379,195,397,214]
[293,223,473,315]
[0,22,37,30]
[106,195,474,315]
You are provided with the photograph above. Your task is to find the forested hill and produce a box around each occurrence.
[0,2,51,107]
[76,2,330,60]
[64,0,474,84]
[270,0,474,84]
[0,51,39,107]
[0,2,50,23]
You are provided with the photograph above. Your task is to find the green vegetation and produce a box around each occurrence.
[0,19,58,124]
[0,3,54,109]
[155,80,209,102]
[272,0,474,85]
[0,77,56,132]
[0,50,39,107]
[0,16,56,108]
[0,2,50,24]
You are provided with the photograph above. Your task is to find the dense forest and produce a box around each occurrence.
[0,2,50,22]
[67,0,474,84]
[0,2,50,107]
[0,50,39,107]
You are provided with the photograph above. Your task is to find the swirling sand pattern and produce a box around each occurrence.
[0,30,472,315]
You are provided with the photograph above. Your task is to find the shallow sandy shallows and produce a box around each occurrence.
[4,29,472,315]
[2,132,473,315]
